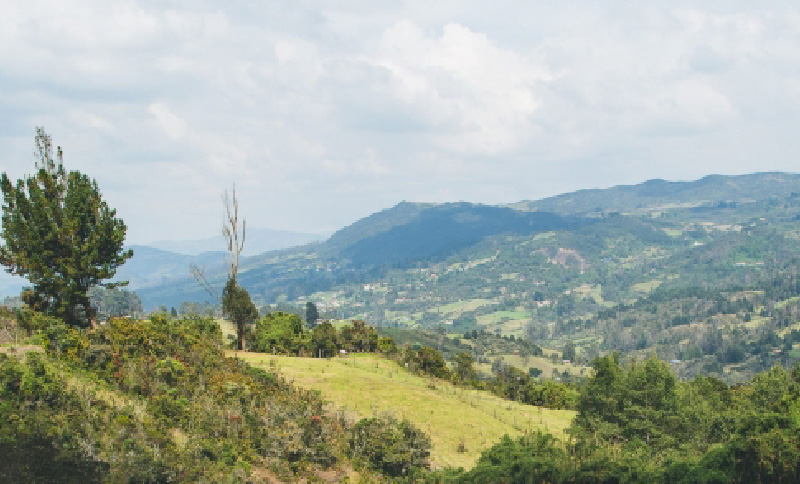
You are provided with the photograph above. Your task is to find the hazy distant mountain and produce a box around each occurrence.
[146,227,325,256]
[509,172,800,214]
[112,246,228,290]
[335,202,578,267]
[8,172,800,310]
[0,246,226,299]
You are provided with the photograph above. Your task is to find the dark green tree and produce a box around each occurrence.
[310,321,337,357]
[305,301,320,327]
[452,352,478,385]
[348,415,431,477]
[562,341,576,362]
[0,128,132,327]
[404,346,450,379]
[222,277,258,350]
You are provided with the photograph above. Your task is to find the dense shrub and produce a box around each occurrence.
[0,313,378,482]
[348,414,431,477]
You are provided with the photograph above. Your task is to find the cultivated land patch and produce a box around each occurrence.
[476,353,590,379]
[433,298,494,317]
[631,279,662,293]
[231,352,575,470]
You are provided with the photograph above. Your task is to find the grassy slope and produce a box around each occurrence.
[475,353,590,378]
[231,351,575,470]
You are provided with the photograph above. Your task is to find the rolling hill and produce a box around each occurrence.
[123,172,800,383]
[233,352,575,470]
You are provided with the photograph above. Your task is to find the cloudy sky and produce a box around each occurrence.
[2,1,800,244]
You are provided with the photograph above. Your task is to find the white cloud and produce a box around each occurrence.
[2,1,800,243]
[147,102,187,140]
[368,20,549,155]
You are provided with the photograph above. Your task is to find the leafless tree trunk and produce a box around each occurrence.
[222,184,250,350]
[222,184,245,284]
[190,263,219,302]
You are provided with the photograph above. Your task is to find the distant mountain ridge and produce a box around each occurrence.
[6,172,800,309]
[146,227,325,256]
[132,171,800,309]
[509,172,800,214]
[112,246,227,290]
[338,203,580,267]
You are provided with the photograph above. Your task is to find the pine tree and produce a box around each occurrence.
[0,128,132,327]
[305,301,320,327]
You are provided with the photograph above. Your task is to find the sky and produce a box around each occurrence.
[2,1,800,245]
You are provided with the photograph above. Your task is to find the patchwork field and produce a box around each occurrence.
[231,352,576,470]
[475,353,591,379]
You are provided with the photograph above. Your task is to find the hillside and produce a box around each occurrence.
[0,315,388,482]
[128,172,800,382]
[234,352,575,470]
[510,172,800,215]
[339,203,578,267]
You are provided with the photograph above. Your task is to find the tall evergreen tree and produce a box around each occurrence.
[305,301,320,327]
[0,128,132,327]
[222,276,258,350]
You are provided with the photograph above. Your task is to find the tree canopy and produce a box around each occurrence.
[222,276,258,350]
[0,128,132,327]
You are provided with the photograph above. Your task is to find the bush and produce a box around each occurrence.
[348,414,431,477]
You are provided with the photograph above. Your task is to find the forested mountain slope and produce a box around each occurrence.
[510,172,800,214]
[136,173,800,382]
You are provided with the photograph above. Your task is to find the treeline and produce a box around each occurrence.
[248,315,577,412]
[427,354,800,483]
[247,313,396,357]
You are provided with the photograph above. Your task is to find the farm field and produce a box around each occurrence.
[231,351,576,469]
[475,353,591,379]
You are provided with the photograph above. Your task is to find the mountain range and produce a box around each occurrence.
[3,171,800,383]
[134,171,800,307]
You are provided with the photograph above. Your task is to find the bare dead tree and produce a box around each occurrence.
[190,263,219,302]
[222,184,246,284]
[221,185,257,351]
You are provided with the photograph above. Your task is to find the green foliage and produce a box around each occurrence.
[378,336,398,355]
[0,313,378,481]
[429,360,800,483]
[452,352,479,386]
[0,128,132,327]
[310,321,338,357]
[465,432,567,484]
[348,414,431,477]
[575,354,679,448]
[12,308,62,336]
[404,346,451,379]
[252,311,305,354]
[488,362,578,410]
[222,277,258,350]
[0,353,110,483]
[304,301,319,326]
[338,319,379,352]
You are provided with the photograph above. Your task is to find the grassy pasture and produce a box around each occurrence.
[475,353,590,379]
[231,352,575,470]
[477,310,530,326]
[631,279,662,293]
[433,298,494,317]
